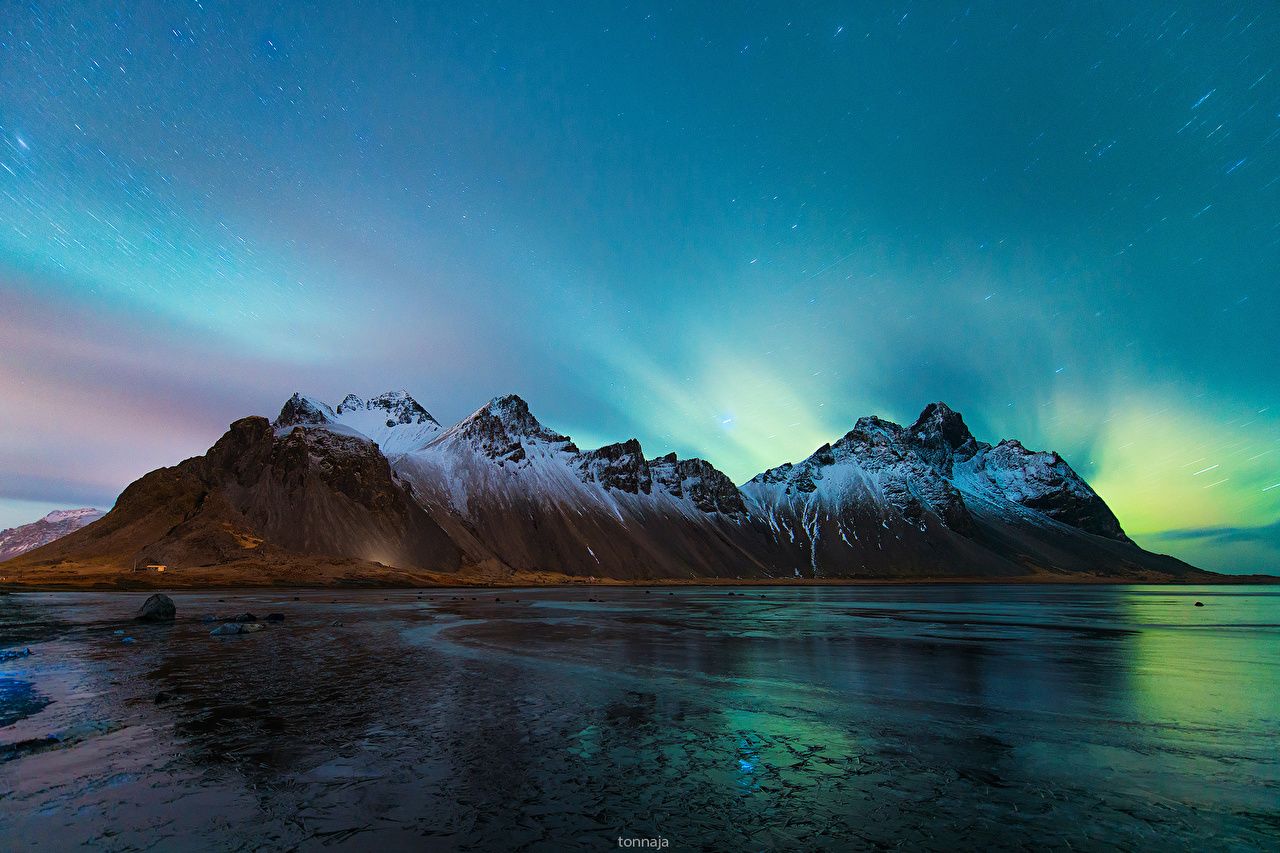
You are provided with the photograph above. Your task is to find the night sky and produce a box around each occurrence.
[1,2,1277,572]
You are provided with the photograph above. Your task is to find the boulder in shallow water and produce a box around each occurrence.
[210,622,265,636]
[230,612,258,623]
[265,613,285,622]
[135,594,176,622]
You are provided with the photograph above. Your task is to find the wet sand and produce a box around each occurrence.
[2,585,1278,850]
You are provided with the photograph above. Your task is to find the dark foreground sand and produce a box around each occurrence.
[3,585,1277,850]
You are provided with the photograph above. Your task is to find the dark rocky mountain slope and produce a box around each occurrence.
[5,410,466,586]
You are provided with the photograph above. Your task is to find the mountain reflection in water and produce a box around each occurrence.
[1,585,1277,850]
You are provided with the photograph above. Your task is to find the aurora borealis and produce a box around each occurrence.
[0,2,1276,572]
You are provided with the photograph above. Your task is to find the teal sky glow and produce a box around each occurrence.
[1,2,1277,572]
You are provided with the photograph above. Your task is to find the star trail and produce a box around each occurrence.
[0,2,1277,571]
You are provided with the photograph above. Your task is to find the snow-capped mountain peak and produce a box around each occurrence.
[744,411,975,534]
[336,394,366,412]
[335,390,438,426]
[275,392,340,429]
[273,390,441,454]
[436,395,578,463]
[367,390,438,425]
[960,437,1130,542]
[334,390,442,454]
[482,394,563,436]
[42,507,104,524]
[745,401,1132,551]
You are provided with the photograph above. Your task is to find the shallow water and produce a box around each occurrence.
[1,585,1277,851]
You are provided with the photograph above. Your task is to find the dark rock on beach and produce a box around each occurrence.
[135,594,176,623]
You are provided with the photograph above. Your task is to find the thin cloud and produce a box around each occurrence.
[1153,519,1280,545]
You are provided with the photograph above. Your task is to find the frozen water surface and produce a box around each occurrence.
[1,585,1277,850]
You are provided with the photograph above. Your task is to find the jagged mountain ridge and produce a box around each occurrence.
[392,394,768,578]
[741,401,1151,577]
[277,391,442,455]
[279,389,1189,579]
[744,402,1127,542]
[4,388,1202,584]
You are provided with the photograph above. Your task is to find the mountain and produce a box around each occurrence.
[393,395,771,579]
[333,391,443,454]
[741,402,1186,578]
[2,390,1209,586]
[3,404,470,587]
[0,508,105,561]
[275,390,442,454]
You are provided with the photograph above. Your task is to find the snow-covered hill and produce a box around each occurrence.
[0,508,105,562]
